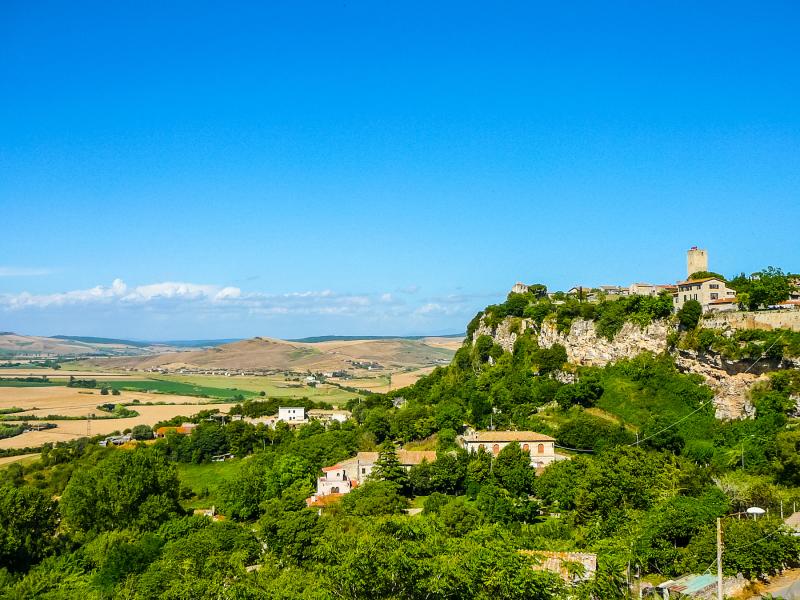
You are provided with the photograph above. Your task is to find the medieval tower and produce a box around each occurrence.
[687,247,708,278]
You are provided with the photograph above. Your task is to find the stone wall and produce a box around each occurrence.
[703,309,800,332]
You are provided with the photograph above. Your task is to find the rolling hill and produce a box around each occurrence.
[0,333,231,359]
[80,335,462,373]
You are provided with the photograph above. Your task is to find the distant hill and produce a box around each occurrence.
[82,335,462,373]
[289,334,464,343]
[0,333,234,359]
[51,335,154,348]
[0,333,154,358]
[52,335,239,349]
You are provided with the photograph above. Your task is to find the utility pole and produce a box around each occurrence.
[716,518,723,600]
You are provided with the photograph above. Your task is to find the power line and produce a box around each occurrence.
[554,444,595,453]
[631,332,784,447]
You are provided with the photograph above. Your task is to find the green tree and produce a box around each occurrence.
[131,424,154,440]
[370,440,410,493]
[492,442,536,497]
[0,483,58,571]
[677,299,702,329]
[61,448,183,532]
[749,267,792,309]
[341,480,409,516]
[775,429,800,486]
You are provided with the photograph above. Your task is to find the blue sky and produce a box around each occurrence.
[1,1,798,340]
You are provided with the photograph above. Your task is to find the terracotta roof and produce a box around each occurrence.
[676,277,725,285]
[321,464,343,472]
[306,493,345,508]
[466,431,555,443]
[355,450,437,465]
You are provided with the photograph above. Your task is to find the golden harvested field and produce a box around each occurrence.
[389,366,438,390]
[0,386,233,449]
[0,453,39,468]
[419,337,463,351]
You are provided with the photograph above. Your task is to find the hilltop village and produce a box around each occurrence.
[513,247,800,316]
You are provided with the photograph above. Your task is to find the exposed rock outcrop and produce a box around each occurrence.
[473,314,793,420]
[537,318,670,366]
[673,351,762,419]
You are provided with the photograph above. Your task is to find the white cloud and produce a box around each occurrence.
[0,278,484,330]
[0,267,52,277]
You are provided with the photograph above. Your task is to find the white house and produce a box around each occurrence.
[278,406,306,423]
[308,449,438,507]
[314,464,356,497]
[461,431,561,468]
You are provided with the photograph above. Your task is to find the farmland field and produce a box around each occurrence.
[0,369,363,448]
[155,374,361,405]
[0,453,40,468]
[0,385,236,449]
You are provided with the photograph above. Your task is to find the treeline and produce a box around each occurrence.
[472,286,673,341]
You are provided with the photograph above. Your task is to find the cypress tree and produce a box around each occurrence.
[370,440,410,494]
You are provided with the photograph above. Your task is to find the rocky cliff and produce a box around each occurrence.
[473,315,791,420]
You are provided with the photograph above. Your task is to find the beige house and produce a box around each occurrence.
[629,283,656,296]
[673,277,736,313]
[461,431,560,468]
[308,408,351,424]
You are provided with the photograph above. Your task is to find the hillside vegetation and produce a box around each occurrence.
[1,300,799,598]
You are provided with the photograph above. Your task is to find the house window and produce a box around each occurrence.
[710,293,718,300]
[492,444,500,455]
[538,444,545,454]
[522,444,529,452]
[361,468,366,474]
[710,284,719,289]
[331,486,339,494]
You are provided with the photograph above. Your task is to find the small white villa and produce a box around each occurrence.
[277,406,307,423]
[306,449,437,508]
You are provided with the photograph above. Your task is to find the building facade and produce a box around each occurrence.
[461,431,559,468]
[278,406,306,423]
[673,277,736,312]
[307,408,351,424]
[686,247,708,278]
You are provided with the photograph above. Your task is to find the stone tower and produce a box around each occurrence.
[687,247,708,278]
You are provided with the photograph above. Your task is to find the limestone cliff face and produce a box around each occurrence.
[472,314,792,420]
[537,318,670,366]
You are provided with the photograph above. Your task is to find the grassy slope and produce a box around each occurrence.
[177,459,246,509]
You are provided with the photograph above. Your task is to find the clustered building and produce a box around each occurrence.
[516,247,795,315]
[307,430,568,509]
